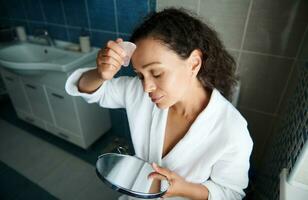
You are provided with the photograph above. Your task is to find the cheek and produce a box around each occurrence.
[158,72,190,98]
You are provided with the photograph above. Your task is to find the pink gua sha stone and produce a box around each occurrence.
[118,41,137,67]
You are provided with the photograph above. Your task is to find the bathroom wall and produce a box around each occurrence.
[251,23,308,199]
[253,55,307,199]
[0,0,156,140]
[157,0,308,169]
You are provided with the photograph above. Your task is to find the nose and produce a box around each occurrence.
[143,78,156,93]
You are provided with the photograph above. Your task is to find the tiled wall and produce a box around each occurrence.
[251,27,308,199]
[254,60,307,200]
[0,0,156,139]
[0,0,155,47]
[158,0,308,168]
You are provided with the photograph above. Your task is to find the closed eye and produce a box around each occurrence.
[152,72,163,78]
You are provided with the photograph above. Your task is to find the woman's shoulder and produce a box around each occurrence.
[211,89,252,145]
[212,88,247,126]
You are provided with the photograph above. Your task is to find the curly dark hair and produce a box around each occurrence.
[129,8,238,100]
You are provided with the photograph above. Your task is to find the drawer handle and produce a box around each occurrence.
[52,93,64,99]
[4,76,14,81]
[58,132,69,139]
[25,117,34,123]
[25,84,36,90]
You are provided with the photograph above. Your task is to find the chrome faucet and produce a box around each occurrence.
[34,29,56,46]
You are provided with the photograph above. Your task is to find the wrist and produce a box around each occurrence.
[179,181,209,200]
[94,68,106,82]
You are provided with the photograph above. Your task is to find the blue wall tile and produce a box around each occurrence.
[6,0,27,20]
[0,19,12,27]
[121,64,136,77]
[41,0,65,25]
[11,20,29,33]
[149,0,156,12]
[118,33,130,41]
[27,22,46,35]
[87,0,116,32]
[90,30,117,47]
[47,25,68,41]
[1,0,155,41]
[67,27,85,43]
[116,0,148,33]
[62,0,88,28]
[24,0,44,22]
[0,0,9,18]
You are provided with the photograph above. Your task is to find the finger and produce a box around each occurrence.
[162,190,172,198]
[99,48,124,66]
[152,163,172,179]
[148,172,168,181]
[162,193,171,198]
[106,40,126,57]
[116,38,124,43]
[97,57,121,71]
[97,62,118,72]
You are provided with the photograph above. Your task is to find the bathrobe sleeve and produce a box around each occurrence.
[65,67,141,109]
[202,127,253,200]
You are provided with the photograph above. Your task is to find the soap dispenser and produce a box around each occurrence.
[16,26,27,42]
[79,28,91,53]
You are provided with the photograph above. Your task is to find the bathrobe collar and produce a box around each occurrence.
[148,89,220,169]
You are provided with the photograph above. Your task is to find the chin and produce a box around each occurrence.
[155,103,169,109]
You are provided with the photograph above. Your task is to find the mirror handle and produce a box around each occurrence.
[117,146,128,155]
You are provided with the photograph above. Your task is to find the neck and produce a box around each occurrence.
[170,79,211,120]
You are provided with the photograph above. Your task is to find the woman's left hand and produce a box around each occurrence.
[148,163,189,198]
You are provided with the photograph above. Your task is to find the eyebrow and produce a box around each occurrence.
[133,61,162,70]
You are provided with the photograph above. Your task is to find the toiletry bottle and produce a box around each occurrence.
[16,26,27,42]
[79,28,91,53]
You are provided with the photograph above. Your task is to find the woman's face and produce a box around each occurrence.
[131,37,197,109]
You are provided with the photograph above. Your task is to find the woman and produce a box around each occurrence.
[66,8,253,200]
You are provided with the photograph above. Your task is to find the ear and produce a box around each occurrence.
[187,49,203,77]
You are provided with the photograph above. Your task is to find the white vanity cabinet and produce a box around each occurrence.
[0,67,111,149]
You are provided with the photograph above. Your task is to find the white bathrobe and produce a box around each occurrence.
[65,67,253,200]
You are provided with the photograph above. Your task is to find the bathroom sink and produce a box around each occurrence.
[0,42,98,75]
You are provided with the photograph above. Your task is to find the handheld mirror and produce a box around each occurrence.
[96,153,170,199]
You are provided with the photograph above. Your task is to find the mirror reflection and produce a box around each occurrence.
[96,153,169,199]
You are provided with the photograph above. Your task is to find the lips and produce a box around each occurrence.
[150,95,164,103]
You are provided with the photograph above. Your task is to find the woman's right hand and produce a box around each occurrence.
[96,38,126,80]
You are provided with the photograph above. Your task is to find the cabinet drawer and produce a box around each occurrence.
[45,123,85,148]
[45,87,81,135]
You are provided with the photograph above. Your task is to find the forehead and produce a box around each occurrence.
[131,37,180,69]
